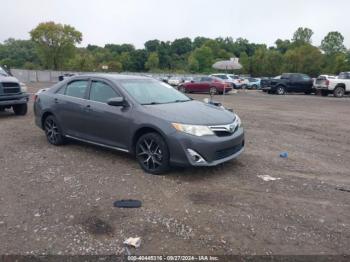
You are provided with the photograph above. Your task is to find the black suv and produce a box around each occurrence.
[262,73,314,95]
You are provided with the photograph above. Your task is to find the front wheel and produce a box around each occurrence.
[13,104,27,116]
[209,87,218,95]
[333,86,345,98]
[178,86,186,93]
[136,133,170,175]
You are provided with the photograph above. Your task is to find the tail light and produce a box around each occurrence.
[326,80,330,86]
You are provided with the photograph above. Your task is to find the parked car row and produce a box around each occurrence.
[261,72,350,97]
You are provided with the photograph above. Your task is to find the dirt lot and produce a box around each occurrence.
[0,83,349,256]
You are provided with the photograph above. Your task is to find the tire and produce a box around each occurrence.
[304,90,312,95]
[252,85,258,89]
[43,115,65,145]
[178,86,186,93]
[209,87,218,95]
[136,132,170,175]
[13,104,27,116]
[333,86,345,98]
[276,86,286,95]
[321,90,328,96]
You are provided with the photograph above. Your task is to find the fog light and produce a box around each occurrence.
[187,149,206,163]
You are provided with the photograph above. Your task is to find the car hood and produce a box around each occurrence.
[142,100,235,125]
[0,75,19,83]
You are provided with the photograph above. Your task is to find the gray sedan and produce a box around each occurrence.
[34,74,244,174]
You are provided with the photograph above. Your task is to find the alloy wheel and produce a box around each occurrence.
[45,118,60,144]
[137,137,163,171]
[277,86,285,95]
[334,87,345,98]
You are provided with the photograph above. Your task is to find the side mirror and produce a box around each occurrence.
[107,97,126,107]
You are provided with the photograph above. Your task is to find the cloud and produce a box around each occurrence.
[0,0,349,49]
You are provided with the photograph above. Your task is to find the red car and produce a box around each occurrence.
[178,76,233,94]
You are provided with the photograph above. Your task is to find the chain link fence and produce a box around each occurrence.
[10,69,205,83]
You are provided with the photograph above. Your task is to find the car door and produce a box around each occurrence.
[289,74,303,92]
[83,79,131,150]
[199,77,212,92]
[56,79,90,138]
[186,77,201,92]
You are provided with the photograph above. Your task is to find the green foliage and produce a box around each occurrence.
[30,21,82,70]
[321,31,346,55]
[292,27,314,44]
[191,46,213,73]
[145,52,159,71]
[283,44,323,76]
[0,23,348,76]
[0,38,39,67]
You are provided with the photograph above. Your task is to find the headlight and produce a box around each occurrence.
[172,123,214,136]
[20,83,27,92]
[235,114,242,127]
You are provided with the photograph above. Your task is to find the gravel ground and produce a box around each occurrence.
[0,83,349,256]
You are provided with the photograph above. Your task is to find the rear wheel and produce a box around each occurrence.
[333,86,345,98]
[276,86,286,95]
[13,104,27,116]
[44,115,65,145]
[136,133,170,175]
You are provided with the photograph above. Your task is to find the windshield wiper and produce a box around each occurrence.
[141,102,163,105]
[172,99,192,103]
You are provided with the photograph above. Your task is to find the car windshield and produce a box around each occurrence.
[120,79,191,105]
[0,66,9,76]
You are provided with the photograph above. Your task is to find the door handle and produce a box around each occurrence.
[54,98,59,104]
[84,104,91,112]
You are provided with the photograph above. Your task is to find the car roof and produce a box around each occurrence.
[70,73,152,81]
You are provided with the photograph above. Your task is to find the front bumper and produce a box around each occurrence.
[168,127,245,167]
[0,93,29,106]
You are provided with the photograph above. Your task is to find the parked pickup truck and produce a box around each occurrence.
[314,72,350,97]
[0,66,29,115]
[261,73,314,95]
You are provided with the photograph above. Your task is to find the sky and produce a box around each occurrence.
[1,0,349,49]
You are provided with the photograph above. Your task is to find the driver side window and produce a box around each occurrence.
[89,81,119,103]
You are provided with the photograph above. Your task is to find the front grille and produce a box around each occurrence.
[214,126,238,137]
[214,141,244,160]
[3,87,21,94]
[2,82,20,94]
[2,82,20,88]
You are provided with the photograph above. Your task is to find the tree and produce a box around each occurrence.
[321,31,346,55]
[192,46,213,73]
[283,44,322,76]
[292,27,314,44]
[0,38,39,68]
[144,40,160,52]
[188,55,199,72]
[107,61,123,72]
[171,38,192,55]
[239,52,250,74]
[275,39,292,54]
[30,21,82,70]
[145,52,159,71]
